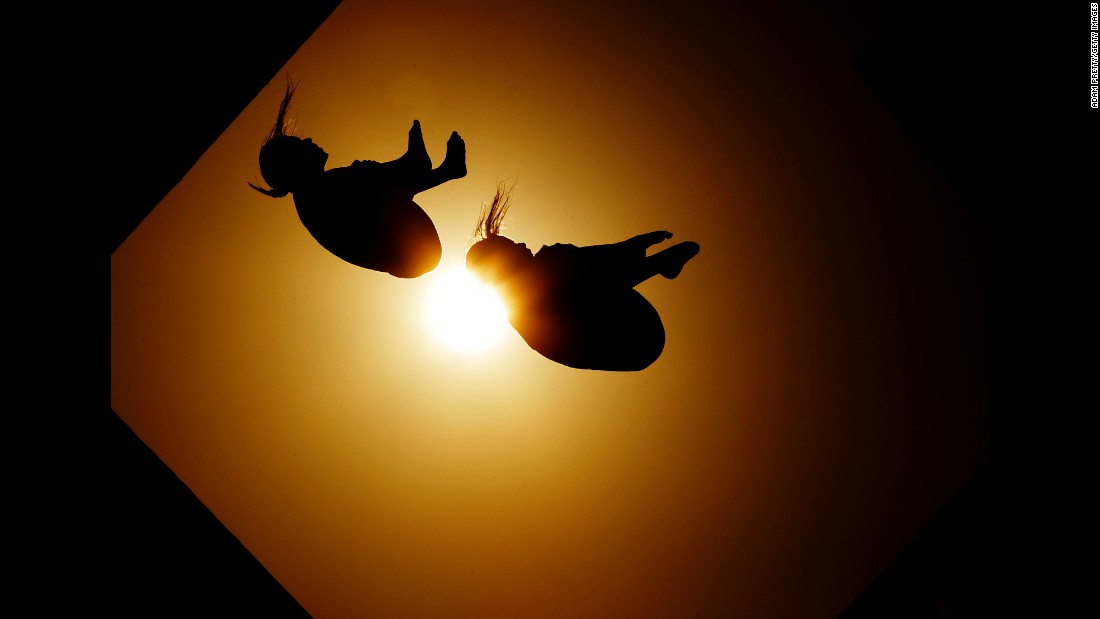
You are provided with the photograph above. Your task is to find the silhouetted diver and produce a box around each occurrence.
[465,184,700,371]
[249,79,467,278]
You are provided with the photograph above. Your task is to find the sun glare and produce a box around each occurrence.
[423,265,510,354]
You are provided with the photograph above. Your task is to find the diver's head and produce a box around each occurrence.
[248,77,327,198]
[465,235,533,285]
[255,135,328,195]
[466,181,522,282]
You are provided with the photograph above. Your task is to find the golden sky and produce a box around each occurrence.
[111,1,987,617]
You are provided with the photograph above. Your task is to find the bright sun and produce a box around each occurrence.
[423,265,510,354]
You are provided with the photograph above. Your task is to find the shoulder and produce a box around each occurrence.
[322,161,376,182]
[326,160,381,177]
[537,243,579,255]
[533,244,582,273]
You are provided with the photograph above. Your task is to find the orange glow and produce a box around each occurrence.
[110,1,988,617]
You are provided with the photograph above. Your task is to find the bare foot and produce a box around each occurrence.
[439,131,467,179]
[658,242,700,278]
[633,230,673,250]
[404,119,431,171]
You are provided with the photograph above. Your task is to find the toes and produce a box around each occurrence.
[446,133,466,155]
[441,132,468,178]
